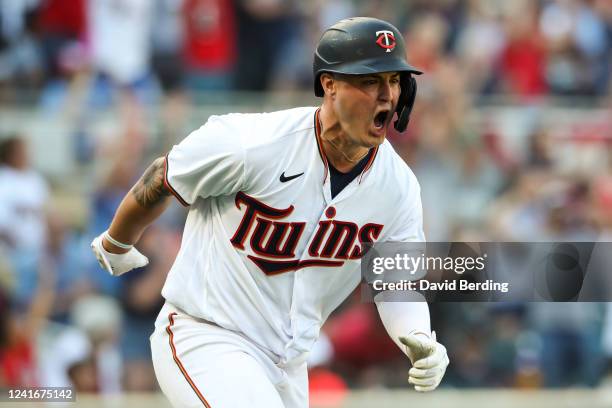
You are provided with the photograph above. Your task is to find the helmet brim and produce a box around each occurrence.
[314,57,422,96]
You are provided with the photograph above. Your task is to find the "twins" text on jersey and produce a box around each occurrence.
[230,192,384,275]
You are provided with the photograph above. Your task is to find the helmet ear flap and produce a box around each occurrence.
[394,76,417,132]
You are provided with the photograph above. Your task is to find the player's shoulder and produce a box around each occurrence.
[368,139,421,207]
[377,139,419,187]
[202,106,317,148]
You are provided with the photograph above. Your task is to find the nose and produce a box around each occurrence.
[378,80,393,102]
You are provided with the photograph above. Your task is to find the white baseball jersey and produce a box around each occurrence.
[162,106,424,364]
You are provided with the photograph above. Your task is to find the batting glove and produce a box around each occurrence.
[399,331,449,392]
[91,231,149,276]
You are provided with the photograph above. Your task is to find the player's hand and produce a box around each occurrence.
[399,331,449,392]
[90,231,149,276]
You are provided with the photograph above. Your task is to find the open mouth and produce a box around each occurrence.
[374,110,390,129]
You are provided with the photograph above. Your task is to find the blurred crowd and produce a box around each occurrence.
[1,0,612,398]
[0,0,611,101]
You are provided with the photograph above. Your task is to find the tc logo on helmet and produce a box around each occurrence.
[375,30,396,52]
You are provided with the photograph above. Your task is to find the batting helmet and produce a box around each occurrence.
[313,17,422,132]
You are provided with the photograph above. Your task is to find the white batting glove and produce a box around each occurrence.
[90,231,149,276]
[399,331,449,392]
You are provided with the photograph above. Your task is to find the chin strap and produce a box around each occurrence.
[394,76,417,132]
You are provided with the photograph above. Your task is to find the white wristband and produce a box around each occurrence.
[104,231,133,250]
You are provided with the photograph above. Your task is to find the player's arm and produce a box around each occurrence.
[91,116,248,275]
[91,157,174,276]
[107,157,172,248]
[375,174,448,392]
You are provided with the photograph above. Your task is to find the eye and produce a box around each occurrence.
[390,76,401,84]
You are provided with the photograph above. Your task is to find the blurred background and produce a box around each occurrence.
[0,0,611,405]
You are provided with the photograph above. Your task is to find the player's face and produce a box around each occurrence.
[331,72,401,147]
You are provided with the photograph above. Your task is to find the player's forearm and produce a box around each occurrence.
[104,157,172,252]
[376,301,431,357]
[106,192,171,247]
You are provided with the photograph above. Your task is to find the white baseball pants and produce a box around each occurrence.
[150,302,308,408]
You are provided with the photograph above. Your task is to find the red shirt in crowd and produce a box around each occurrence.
[0,341,38,387]
[37,0,86,38]
[500,37,547,97]
[183,0,236,71]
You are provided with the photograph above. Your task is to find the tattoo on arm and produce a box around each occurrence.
[131,157,171,208]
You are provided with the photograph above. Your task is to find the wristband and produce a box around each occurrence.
[104,231,133,250]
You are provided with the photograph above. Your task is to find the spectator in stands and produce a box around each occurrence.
[454,0,506,95]
[151,0,185,94]
[0,0,42,101]
[70,295,122,394]
[499,1,547,97]
[0,259,54,388]
[531,303,605,387]
[404,12,448,74]
[0,136,49,306]
[151,0,188,151]
[573,0,611,95]
[234,0,302,91]
[36,0,88,110]
[0,288,38,388]
[540,0,611,95]
[182,0,236,93]
[0,137,48,252]
[86,0,155,109]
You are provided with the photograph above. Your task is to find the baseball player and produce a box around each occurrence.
[91,17,449,408]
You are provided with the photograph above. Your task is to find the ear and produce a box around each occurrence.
[320,73,336,97]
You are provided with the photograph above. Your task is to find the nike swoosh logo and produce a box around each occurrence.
[279,171,304,183]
